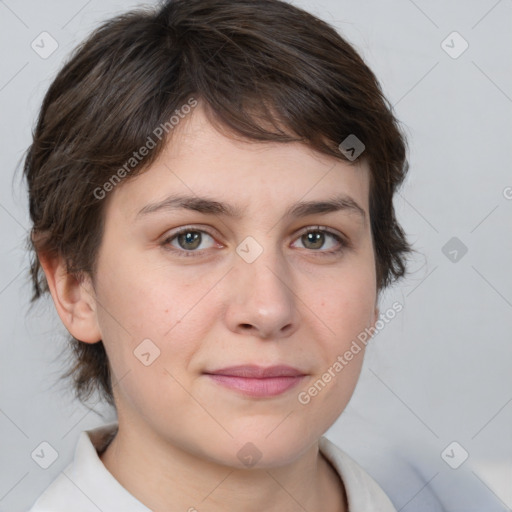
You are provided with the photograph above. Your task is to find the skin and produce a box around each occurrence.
[41,105,380,512]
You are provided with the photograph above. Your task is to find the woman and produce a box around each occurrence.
[24,0,413,509]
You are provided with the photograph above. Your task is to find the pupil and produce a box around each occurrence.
[179,231,201,250]
[305,232,323,249]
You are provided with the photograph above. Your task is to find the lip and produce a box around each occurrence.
[204,365,307,397]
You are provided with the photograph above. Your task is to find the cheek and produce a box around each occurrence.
[92,266,208,418]
[93,254,224,382]
[301,261,376,403]
[297,295,370,428]
[96,249,199,335]
[314,265,377,345]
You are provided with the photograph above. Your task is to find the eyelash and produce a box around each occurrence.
[160,225,349,259]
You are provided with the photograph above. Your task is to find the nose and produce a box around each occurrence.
[223,247,300,340]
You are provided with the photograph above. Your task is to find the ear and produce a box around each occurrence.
[38,252,102,344]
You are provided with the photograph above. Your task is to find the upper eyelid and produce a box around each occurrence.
[166,225,218,241]
[163,225,346,247]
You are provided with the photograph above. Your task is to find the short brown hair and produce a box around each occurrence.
[24,0,414,407]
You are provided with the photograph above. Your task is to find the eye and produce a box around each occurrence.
[161,227,218,257]
[291,227,347,255]
[161,225,348,258]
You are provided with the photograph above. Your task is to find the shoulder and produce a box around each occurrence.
[26,464,81,512]
[27,422,149,512]
[319,436,397,512]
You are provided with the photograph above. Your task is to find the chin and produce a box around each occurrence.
[216,424,319,470]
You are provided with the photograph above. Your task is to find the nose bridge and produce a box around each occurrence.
[237,237,292,304]
[225,234,299,338]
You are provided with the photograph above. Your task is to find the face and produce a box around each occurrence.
[89,106,379,468]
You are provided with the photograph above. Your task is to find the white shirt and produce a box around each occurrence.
[28,422,397,511]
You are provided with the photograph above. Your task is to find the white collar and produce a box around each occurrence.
[30,422,396,511]
[319,436,396,511]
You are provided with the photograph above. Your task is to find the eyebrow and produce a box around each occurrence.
[136,193,366,223]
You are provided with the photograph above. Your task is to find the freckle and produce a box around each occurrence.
[165,309,169,313]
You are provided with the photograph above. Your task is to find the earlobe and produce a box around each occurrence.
[38,252,102,344]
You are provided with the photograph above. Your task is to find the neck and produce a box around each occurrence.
[99,423,347,512]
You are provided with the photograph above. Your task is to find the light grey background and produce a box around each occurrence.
[1,1,511,511]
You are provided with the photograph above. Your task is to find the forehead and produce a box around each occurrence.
[106,106,371,222]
